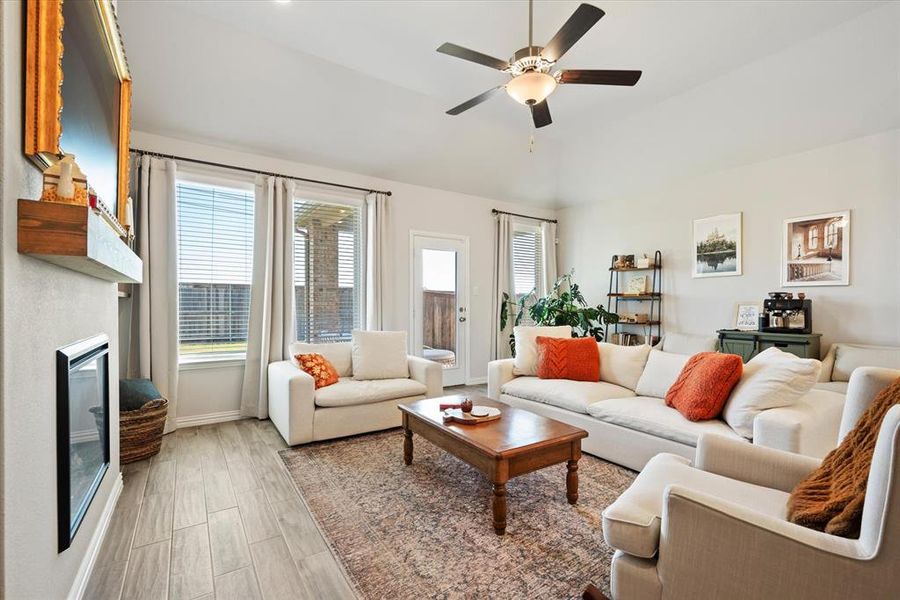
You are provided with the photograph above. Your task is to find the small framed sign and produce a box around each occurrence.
[734,303,760,331]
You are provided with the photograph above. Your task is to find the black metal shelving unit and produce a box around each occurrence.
[605,250,662,345]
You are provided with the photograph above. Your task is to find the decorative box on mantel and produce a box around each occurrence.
[17,199,142,284]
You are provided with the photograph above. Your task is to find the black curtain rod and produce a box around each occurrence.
[492,208,557,224]
[130,148,392,197]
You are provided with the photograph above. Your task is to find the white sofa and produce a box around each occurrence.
[816,342,900,394]
[268,341,443,445]
[488,344,844,470]
[601,367,900,600]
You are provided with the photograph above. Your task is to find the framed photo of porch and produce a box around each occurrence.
[782,211,850,287]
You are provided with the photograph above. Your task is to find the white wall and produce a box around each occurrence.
[557,129,900,354]
[128,131,557,420]
[1,2,121,597]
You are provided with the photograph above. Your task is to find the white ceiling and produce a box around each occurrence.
[117,1,895,207]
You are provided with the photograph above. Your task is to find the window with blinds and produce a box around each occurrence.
[293,198,362,343]
[176,180,255,359]
[512,225,544,299]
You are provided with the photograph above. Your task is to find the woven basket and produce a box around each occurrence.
[120,398,168,464]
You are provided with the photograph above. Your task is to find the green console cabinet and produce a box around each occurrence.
[716,330,822,362]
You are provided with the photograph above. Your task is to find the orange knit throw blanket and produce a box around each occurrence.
[788,377,900,537]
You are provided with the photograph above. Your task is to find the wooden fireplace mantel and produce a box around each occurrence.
[17,199,142,283]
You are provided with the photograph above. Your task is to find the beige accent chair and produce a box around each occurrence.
[816,342,900,394]
[268,341,443,445]
[601,367,900,599]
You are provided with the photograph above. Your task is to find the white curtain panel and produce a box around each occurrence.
[131,156,180,433]
[365,192,390,330]
[490,213,513,360]
[541,220,558,296]
[240,176,296,418]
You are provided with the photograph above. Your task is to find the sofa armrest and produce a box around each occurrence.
[267,360,315,445]
[408,355,443,398]
[487,359,516,400]
[839,367,900,442]
[752,389,844,458]
[696,434,821,493]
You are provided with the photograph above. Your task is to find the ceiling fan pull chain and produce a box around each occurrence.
[529,132,535,154]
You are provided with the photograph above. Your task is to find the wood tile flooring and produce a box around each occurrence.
[85,384,486,600]
[85,419,353,600]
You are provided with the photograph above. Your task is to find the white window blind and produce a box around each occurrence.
[512,226,544,299]
[176,180,255,359]
[293,198,362,343]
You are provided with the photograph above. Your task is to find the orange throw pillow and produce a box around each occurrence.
[536,336,600,382]
[295,353,339,389]
[665,352,743,421]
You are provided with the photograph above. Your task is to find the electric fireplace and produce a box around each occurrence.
[56,334,110,552]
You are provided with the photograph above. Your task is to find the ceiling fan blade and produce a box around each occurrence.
[436,42,509,71]
[541,4,605,63]
[446,86,504,115]
[559,69,642,86]
[530,100,552,128]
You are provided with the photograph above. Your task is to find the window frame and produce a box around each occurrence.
[175,170,256,366]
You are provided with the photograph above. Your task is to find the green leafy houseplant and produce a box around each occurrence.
[499,271,619,356]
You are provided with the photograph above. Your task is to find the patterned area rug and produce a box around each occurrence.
[279,430,636,599]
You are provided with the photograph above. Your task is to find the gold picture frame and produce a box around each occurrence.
[24,0,132,226]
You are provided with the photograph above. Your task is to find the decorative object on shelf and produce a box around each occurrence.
[636,254,652,268]
[439,398,473,412]
[40,154,88,205]
[24,0,132,227]
[613,254,635,269]
[761,292,813,333]
[500,271,618,356]
[782,211,850,287]
[693,212,742,278]
[607,251,662,345]
[734,303,761,331]
[626,275,648,295]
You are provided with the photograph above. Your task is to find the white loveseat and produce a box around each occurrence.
[816,342,900,394]
[488,344,844,470]
[268,341,443,445]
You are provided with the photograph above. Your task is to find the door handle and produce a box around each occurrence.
[459,317,466,322]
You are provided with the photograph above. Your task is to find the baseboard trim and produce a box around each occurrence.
[466,376,487,385]
[176,410,244,428]
[68,472,123,600]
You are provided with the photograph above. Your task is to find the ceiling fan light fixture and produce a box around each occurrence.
[505,71,557,106]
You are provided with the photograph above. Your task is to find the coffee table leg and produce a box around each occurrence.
[403,428,413,466]
[492,482,507,535]
[566,459,579,505]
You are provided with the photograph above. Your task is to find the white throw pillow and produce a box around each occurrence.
[723,347,822,439]
[634,349,691,399]
[598,343,652,391]
[289,341,352,377]
[512,326,572,376]
[351,330,409,380]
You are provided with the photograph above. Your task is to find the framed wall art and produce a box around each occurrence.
[782,211,850,286]
[693,213,742,278]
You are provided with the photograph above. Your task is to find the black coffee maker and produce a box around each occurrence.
[759,292,812,334]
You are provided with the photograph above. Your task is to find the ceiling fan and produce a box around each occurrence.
[437,1,641,128]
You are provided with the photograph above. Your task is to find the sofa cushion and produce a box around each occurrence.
[501,377,634,414]
[586,396,744,446]
[658,332,718,355]
[665,353,743,421]
[634,349,690,399]
[314,377,427,408]
[290,341,352,377]
[351,330,409,380]
[513,326,572,376]
[832,344,900,382]
[602,453,789,558]
[815,381,850,394]
[536,336,600,382]
[723,347,821,439]
[598,343,651,390]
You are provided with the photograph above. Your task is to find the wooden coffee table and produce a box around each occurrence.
[398,395,588,535]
